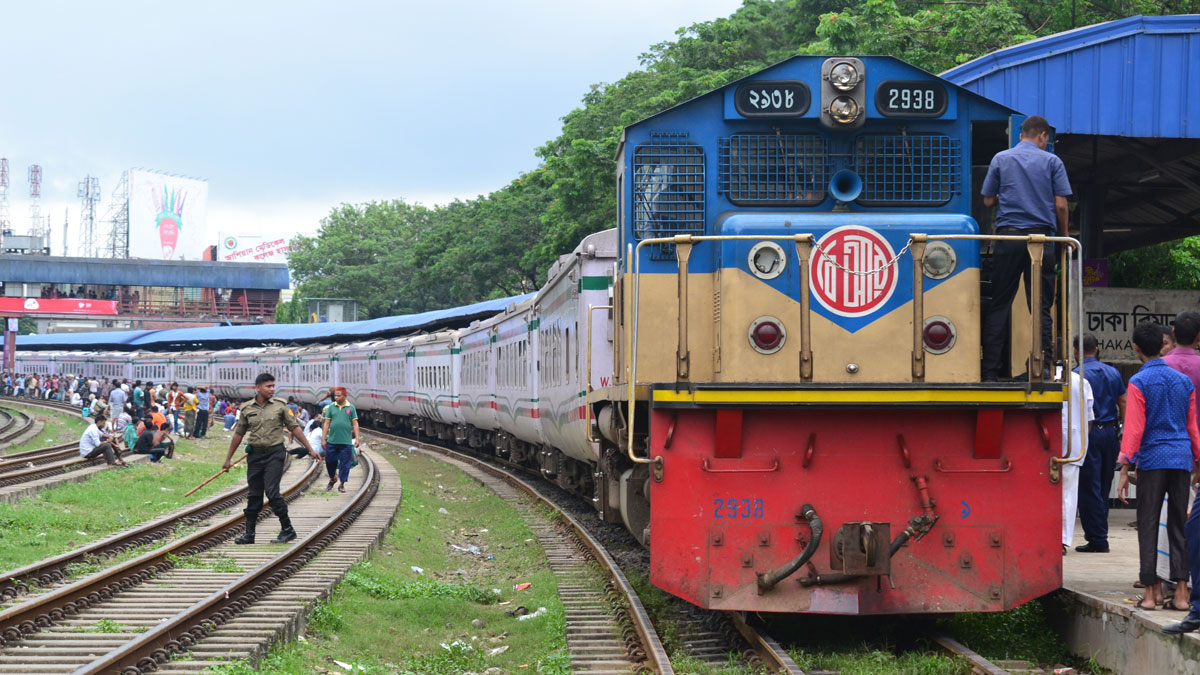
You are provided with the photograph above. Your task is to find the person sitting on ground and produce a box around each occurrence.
[90,394,108,420]
[79,414,126,467]
[223,406,237,431]
[70,390,82,407]
[1117,322,1200,612]
[123,412,139,451]
[131,418,166,463]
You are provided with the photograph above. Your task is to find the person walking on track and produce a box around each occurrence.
[223,373,320,545]
[322,386,360,493]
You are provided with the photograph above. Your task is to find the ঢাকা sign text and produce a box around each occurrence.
[809,226,898,318]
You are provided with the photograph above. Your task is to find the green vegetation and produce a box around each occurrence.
[0,422,242,573]
[943,599,1071,666]
[1,403,89,454]
[167,552,244,573]
[206,450,569,674]
[72,618,127,633]
[281,0,1200,321]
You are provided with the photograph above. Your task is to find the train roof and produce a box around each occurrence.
[5,293,536,352]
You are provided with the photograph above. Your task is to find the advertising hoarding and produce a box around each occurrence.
[1085,288,1200,363]
[0,298,118,315]
[128,169,209,260]
[218,232,292,264]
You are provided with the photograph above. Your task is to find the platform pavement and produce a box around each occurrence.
[1062,508,1200,673]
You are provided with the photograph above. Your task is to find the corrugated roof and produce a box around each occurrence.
[7,293,535,351]
[942,15,1200,138]
[0,255,290,289]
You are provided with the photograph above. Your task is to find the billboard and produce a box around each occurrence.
[128,169,209,260]
[218,232,292,264]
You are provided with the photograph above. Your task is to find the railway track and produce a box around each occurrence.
[0,445,396,674]
[378,430,807,674]
[0,406,35,445]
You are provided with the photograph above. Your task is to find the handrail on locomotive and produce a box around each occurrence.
[621,231,1086,481]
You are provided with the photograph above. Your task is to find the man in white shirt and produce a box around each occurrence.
[79,414,126,466]
[1062,370,1095,549]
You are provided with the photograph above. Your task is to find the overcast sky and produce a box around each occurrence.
[0,0,745,256]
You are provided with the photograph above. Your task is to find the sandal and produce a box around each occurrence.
[1164,599,1190,611]
[1130,595,1158,611]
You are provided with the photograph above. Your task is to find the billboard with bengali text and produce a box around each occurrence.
[218,232,292,264]
[0,298,118,315]
[128,169,209,260]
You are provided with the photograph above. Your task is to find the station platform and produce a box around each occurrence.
[1061,509,1200,674]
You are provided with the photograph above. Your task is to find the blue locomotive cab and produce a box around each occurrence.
[614,55,1043,388]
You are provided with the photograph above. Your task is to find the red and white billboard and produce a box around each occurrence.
[129,170,209,261]
[0,298,118,315]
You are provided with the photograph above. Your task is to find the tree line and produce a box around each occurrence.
[280,0,1200,323]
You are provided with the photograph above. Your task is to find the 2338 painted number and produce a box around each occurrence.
[713,498,765,519]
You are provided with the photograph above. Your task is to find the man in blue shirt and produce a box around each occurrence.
[980,115,1072,381]
[1072,333,1127,552]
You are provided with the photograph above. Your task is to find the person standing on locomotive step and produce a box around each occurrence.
[980,115,1072,381]
[322,386,360,493]
[223,373,319,544]
[1117,322,1200,613]
[1072,333,1126,553]
[1060,368,1095,551]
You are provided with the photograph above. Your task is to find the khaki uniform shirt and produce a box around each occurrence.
[233,397,300,448]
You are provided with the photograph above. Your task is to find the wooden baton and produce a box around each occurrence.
[184,454,247,497]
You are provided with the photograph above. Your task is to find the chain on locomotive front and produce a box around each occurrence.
[591,55,1084,614]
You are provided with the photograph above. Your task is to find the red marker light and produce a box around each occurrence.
[752,321,783,351]
[923,320,954,352]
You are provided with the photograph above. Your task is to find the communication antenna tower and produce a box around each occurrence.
[78,175,100,258]
[101,171,129,258]
[28,164,42,240]
[0,158,9,249]
[62,209,69,257]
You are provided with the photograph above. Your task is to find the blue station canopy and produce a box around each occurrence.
[6,293,535,351]
[0,255,290,289]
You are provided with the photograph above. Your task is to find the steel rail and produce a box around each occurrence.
[0,455,103,488]
[0,455,276,601]
[373,431,674,675]
[726,612,807,674]
[931,632,1010,675]
[0,457,320,648]
[0,442,76,471]
[74,452,380,675]
[0,407,33,444]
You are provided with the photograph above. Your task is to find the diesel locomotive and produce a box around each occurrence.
[14,55,1085,615]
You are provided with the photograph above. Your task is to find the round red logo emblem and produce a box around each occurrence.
[810,225,898,317]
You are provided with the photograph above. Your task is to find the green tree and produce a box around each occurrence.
[1109,236,1200,289]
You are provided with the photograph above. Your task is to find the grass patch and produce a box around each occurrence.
[2,403,89,453]
[0,423,245,573]
[788,645,968,675]
[167,552,243,573]
[225,448,569,674]
[72,618,127,633]
[942,599,1071,665]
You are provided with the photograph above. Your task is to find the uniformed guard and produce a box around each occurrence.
[223,372,319,544]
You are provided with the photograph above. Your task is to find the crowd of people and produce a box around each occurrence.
[1061,314,1200,635]
[11,374,365,500]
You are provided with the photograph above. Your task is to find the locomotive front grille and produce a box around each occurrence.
[633,132,705,260]
[852,134,961,205]
[718,133,827,205]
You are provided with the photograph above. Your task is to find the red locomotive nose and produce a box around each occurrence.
[752,321,783,351]
[923,320,954,351]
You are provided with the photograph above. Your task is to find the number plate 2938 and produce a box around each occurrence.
[713,498,764,519]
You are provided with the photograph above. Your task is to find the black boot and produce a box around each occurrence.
[271,515,296,544]
[234,526,256,545]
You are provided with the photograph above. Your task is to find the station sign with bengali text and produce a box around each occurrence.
[1084,287,1200,363]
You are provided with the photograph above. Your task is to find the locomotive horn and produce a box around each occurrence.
[829,169,863,203]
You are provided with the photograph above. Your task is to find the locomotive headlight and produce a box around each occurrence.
[829,96,860,124]
[921,241,957,280]
[829,62,861,91]
[747,242,786,280]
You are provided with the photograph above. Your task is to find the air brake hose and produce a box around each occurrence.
[798,512,935,587]
[756,503,821,592]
